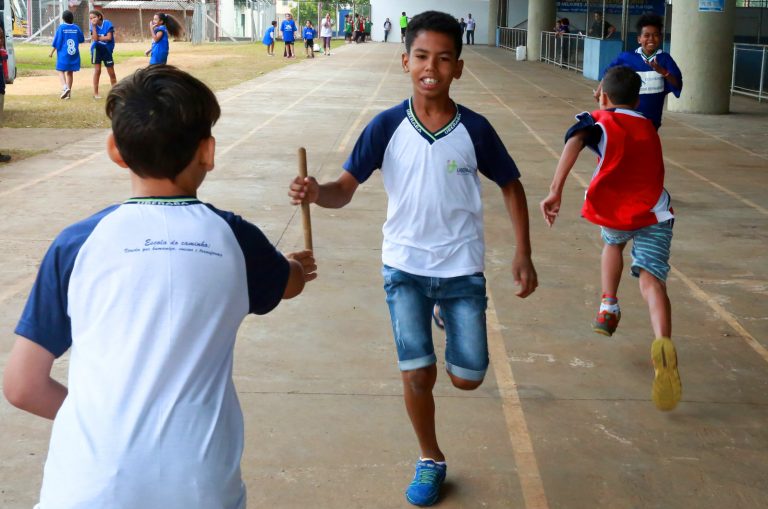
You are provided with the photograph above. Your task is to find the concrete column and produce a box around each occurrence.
[526,0,556,61]
[488,0,499,46]
[667,0,736,114]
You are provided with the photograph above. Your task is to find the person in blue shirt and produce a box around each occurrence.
[280,13,297,58]
[302,20,316,58]
[262,20,277,56]
[89,10,117,100]
[596,13,682,129]
[145,12,183,65]
[49,10,84,100]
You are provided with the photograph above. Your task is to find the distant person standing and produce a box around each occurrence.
[465,13,475,45]
[589,12,616,39]
[320,13,333,55]
[281,12,297,58]
[399,12,408,42]
[49,10,85,100]
[89,10,117,100]
[262,20,277,56]
[0,24,9,163]
[383,18,392,42]
[459,17,467,37]
[364,17,372,42]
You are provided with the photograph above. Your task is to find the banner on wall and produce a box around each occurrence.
[556,0,665,14]
[698,0,724,12]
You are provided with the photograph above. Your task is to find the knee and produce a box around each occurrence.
[448,372,483,391]
[403,367,436,395]
[639,271,665,296]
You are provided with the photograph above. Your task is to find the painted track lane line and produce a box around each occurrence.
[0,152,101,199]
[336,45,401,154]
[487,288,550,509]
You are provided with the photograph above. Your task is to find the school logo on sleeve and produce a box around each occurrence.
[446,160,473,175]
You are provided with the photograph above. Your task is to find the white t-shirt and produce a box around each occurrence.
[343,98,521,278]
[16,198,290,509]
[320,18,333,37]
[466,18,476,30]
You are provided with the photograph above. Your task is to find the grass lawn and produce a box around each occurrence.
[3,40,346,129]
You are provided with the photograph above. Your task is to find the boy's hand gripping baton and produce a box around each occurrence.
[297,147,313,251]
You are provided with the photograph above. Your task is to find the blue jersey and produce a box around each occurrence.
[52,23,85,72]
[303,27,315,40]
[281,19,297,42]
[605,48,682,129]
[262,25,275,45]
[150,25,169,64]
[90,19,115,52]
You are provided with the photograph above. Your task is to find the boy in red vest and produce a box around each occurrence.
[540,65,681,411]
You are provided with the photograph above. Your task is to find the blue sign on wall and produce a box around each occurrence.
[557,0,665,15]
[698,0,725,12]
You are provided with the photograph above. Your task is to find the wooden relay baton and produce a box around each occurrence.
[297,147,313,251]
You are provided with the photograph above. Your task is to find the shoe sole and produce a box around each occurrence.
[406,491,440,507]
[651,337,682,411]
[592,325,612,337]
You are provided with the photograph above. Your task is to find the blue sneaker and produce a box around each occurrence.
[405,459,447,506]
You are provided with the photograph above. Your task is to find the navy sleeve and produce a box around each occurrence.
[461,107,520,187]
[208,206,290,315]
[15,206,118,357]
[565,112,603,155]
[343,102,405,183]
[661,53,683,98]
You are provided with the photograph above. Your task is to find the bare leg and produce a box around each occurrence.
[601,242,625,297]
[65,71,74,90]
[106,66,117,87]
[639,270,671,338]
[401,365,444,461]
[93,64,102,96]
[57,71,67,89]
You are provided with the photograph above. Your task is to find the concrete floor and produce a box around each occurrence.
[1,43,767,508]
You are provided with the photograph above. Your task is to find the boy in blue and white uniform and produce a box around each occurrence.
[88,9,117,99]
[3,66,316,509]
[280,12,297,58]
[49,10,84,99]
[263,20,277,56]
[597,13,682,129]
[302,20,316,58]
[289,11,537,507]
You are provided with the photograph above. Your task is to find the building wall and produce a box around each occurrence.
[370,0,491,43]
[97,8,192,43]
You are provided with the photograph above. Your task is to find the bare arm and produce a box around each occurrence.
[647,59,681,90]
[282,250,317,299]
[501,179,538,298]
[540,132,587,227]
[288,170,359,209]
[3,338,67,420]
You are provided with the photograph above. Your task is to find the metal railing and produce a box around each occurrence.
[731,43,768,101]
[498,27,527,51]
[540,31,586,72]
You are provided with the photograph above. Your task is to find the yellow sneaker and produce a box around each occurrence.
[651,337,682,411]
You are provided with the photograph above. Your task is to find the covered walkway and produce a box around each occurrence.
[1,43,767,508]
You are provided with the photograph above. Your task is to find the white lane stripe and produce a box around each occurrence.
[466,59,768,366]
[336,46,401,153]
[487,289,550,509]
[0,153,101,199]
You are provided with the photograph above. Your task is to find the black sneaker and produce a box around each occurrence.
[0,153,11,163]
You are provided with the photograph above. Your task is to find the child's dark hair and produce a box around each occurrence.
[106,65,221,180]
[89,10,103,21]
[271,20,277,26]
[601,66,641,106]
[636,13,663,33]
[156,12,183,38]
[62,10,74,24]
[405,11,462,58]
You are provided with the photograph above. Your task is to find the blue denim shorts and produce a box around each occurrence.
[601,219,674,281]
[381,265,489,381]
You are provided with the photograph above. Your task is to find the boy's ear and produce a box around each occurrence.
[599,91,609,108]
[199,136,216,172]
[401,52,409,73]
[454,58,464,79]
[106,132,129,169]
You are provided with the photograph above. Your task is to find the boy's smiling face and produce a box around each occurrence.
[402,30,463,100]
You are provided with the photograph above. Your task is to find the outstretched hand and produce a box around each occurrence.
[512,254,538,298]
[540,192,562,227]
[288,175,319,205]
[646,58,666,76]
[286,250,317,282]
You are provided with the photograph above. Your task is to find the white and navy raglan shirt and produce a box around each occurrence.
[343,98,521,278]
[15,197,289,509]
